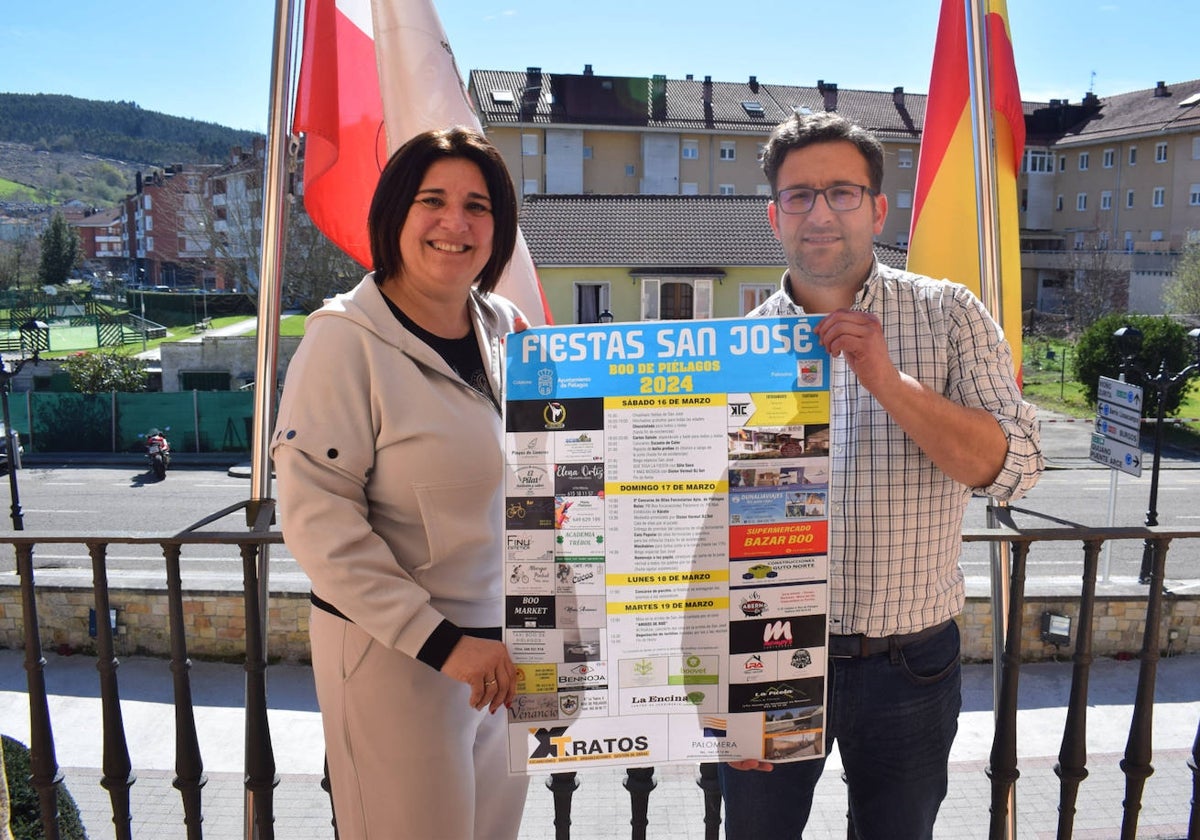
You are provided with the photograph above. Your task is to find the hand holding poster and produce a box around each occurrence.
[503,316,832,772]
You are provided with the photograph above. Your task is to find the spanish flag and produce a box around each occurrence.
[907,0,1024,373]
[292,0,552,325]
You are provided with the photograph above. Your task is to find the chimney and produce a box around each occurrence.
[686,74,693,81]
[230,145,242,164]
[892,86,905,109]
[1082,91,1100,109]
[520,67,542,120]
[702,76,714,128]
[819,81,838,112]
[583,64,593,76]
[749,75,759,93]
[1154,80,1169,97]
[651,74,667,121]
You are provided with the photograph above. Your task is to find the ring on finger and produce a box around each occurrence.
[484,678,497,687]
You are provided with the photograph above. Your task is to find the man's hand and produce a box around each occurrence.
[813,309,899,396]
[725,759,775,772]
[440,636,518,713]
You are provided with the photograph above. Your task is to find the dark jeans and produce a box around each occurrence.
[719,621,962,840]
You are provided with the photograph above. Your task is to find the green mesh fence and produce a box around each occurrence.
[14,391,256,453]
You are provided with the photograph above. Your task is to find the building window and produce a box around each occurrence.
[682,140,699,160]
[1024,149,1052,172]
[756,143,767,162]
[521,134,539,156]
[574,282,611,323]
[582,146,593,159]
[897,149,914,168]
[1098,231,1110,249]
[1129,146,1137,165]
[1126,189,1135,208]
[740,284,775,315]
[895,190,913,209]
[522,178,538,195]
[1150,230,1164,242]
[1074,232,1086,250]
[1078,152,1089,170]
[1059,156,1066,171]
[719,184,735,195]
[1152,187,1165,207]
[1124,231,1134,251]
[755,184,772,196]
[1155,141,1168,163]
[1103,148,1115,168]
[1100,191,1112,210]
[719,141,736,161]
[1194,137,1200,160]
[1190,183,1200,206]
[625,164,636,177]
[1076,193,1087,211]
[681,182,698,195]
[1055,195,1063,212]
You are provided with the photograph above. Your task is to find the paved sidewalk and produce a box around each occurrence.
[3,650,1196,839]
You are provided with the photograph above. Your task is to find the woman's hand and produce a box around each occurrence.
[441,635,518,713]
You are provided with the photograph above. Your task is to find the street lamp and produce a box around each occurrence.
[0,321,44,530]
[1113,324,1200,583]
[598,309,614,324]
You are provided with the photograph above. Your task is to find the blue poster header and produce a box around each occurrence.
[505,316,828,401]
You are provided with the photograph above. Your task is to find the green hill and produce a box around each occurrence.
[0,93,262,166]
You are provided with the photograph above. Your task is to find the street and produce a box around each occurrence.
[0,463,1197,586]
[0,463,299,585]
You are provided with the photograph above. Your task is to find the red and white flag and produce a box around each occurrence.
[292,0,551,325]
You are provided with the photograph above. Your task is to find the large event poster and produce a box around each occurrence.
[503,316,831,773]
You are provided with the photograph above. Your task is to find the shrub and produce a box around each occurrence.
[1074,312,1200,417]
[2,735,88,840]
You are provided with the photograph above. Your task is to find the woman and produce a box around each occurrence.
[272,126,529,839]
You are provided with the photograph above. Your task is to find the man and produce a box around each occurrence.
[719,112,1043,839]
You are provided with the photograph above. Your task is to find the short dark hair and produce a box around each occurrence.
[761,112,885,194]
[368,126,518,295]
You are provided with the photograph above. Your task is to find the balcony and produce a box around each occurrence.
[1,511,1198,839]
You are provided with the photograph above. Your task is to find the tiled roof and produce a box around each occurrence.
[1046,79,1200,146]
[470,68,927,139]
[470,67,1200,151]
[519,193,907,270]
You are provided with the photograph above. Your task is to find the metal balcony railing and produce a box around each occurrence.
[4,510,1200,840]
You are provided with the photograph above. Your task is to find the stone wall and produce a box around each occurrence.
[0,580,1195,664]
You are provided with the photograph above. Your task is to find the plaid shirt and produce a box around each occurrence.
[751,262,1043,636]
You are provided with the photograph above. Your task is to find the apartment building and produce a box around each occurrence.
[471,66,1200,317]
[120,163,222,288]
[1021,80,1200,313]
[470,66,924,251]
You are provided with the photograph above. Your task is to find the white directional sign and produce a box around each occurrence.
[1092,375,1144,475]
[1095,416,1141,447]
[1096,399,1142,431]
[1089,434,1143,476]
[1097,376,1143,412]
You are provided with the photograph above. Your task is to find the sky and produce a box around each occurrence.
[0,0,1196,133]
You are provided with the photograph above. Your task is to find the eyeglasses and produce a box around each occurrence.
[774,184,877,214]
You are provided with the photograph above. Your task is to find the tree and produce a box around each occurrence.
[0,230,39,292]
[1074,312,1199,417]
[59,350,148,394]
[1060,232,1128,330]
[1163,241,1200,315]
[37,211,80,286]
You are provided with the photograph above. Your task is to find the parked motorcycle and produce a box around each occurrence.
[143,427,172,480]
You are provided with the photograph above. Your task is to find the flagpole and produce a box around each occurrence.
[965,1,1018,838]
[241,0,297,837]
